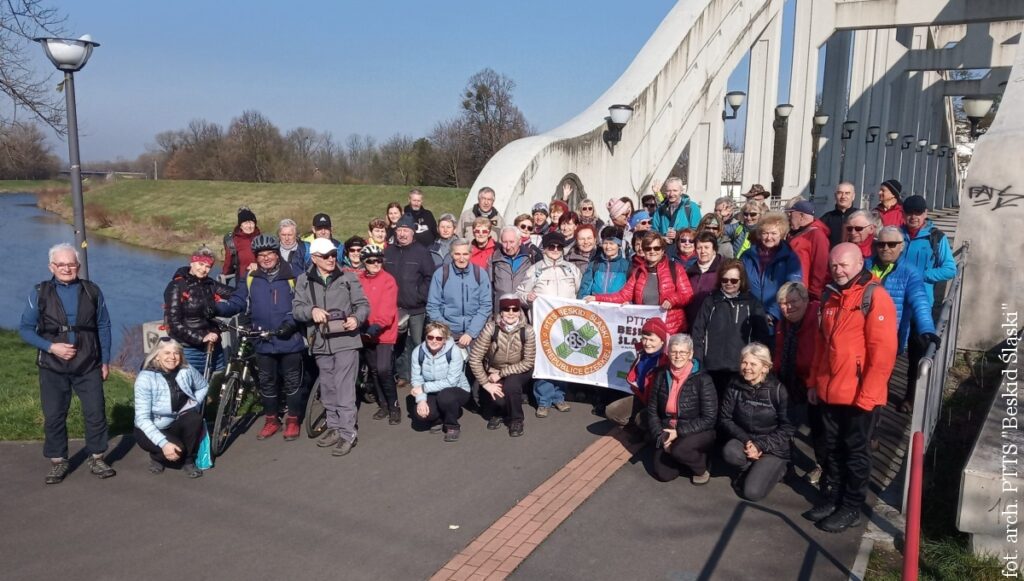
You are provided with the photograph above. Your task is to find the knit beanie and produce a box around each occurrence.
[641,317,668,344]
[880,179,903,201]
[607,198,630,219]
[237,207,257,226]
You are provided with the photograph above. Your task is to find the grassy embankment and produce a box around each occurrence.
[0,329,135,441]
[34,179,468,256]
[0,179,71,193]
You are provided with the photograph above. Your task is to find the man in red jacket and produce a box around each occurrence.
[786,200,830,300]
[803,243,897,533]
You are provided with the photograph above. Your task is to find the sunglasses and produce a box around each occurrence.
[637,219,652,226]
[426,335,445,341]
[544,244,562,251]
[364,258,383,264]
[874,241,902,248]
[348,248,362,253]
[518,224,532,231]
[501,306,521,312]
[846,225,869,232]
[721,277,740,284]
[642,246,664,252]
[474,229,491,235]
[580,206,594,211]
[315,252,338,259]
[677,238,694,244]
[743,212,760,217]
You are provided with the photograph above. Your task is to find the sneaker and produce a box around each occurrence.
[444,426,460,442]
[182,462,204,479]
[148,458,165,474]
[372,407,389,421]
[817,507,862,533]
[535,406,549,418]
[45,460,69,485]
[553,401,571,413]
[802,502,837,523]
[508,420,524,438]
[257,415,281,440]
[87,455,116,479]
[316,428,341,448]
[805,465,823,485]
[283,414,301,441]
[691,470,711,486]
[487,416,503,430]
[388,407,402,425]
[332,437,357,457]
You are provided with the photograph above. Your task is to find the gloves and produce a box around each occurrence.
[275,321,298,339]
[365,324,383,339]
[921,333,941,348]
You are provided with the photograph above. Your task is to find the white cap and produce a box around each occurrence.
[309,238,336,256]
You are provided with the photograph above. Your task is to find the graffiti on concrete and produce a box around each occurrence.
[968,184,1023,211]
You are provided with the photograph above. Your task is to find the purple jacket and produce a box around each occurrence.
[684,255,722,326]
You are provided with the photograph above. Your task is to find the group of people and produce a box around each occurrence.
[20,176,955,535]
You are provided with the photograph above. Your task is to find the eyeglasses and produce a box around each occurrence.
[51,262,80,269]
[669,350,692,357]
[518,224,532,231]
[637,219,652,226]
[473,229,491,235]
[874,241,902,249]
[677,238,694,244]
[742,212,760,217]
[642,245,664,252]
[314,252,338,259]
[426,334,445,341]
[364,258,383,264]
[721,277,740,284]
[501,306,521,313]
[846,225,869,232]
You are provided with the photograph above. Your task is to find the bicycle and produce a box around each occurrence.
[304,348,372,438]
[211,323,274,456]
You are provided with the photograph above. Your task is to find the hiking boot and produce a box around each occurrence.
[87,455,116,479]
[817,507,861,533]
[802,502,837,523]
[691,470,711,486]
[487,416,503,430]
[388,407,402,425]
[372,407,389,421]
[332,437,357,457]
[444,426,460,442]
[182,462,204,479]
[148,458,165,474]
[535,406,549,418]
[257,415,281,440]
[429,422,444,434]
[316,428,341,448]
[553,401,571,413]
[45,460,69,485]
[283,414,301,441]
[805,465,823,485]
[508,420,524,438]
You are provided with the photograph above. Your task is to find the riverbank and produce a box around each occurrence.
[0,179,74,194]
[34,179,468,256]
[0,329,135,441]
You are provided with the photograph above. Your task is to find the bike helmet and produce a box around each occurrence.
[360,245,384,262]
[250,234,279,254]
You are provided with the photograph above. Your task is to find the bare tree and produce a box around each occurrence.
[459,68,531,180]
[0,120,59,178]
[0,1,68,133]
[429,117,471,187]
[226,110,284,182]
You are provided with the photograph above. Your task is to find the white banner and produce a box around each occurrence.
[532,296,666,392]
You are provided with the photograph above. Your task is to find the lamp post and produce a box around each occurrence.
[771,103,793,198]
[858,126,881,209]
[34,35,99,280]
[839,120,857,182]
[899,134,914,181]
[809,113,829,200]
[962,98,994,138]
[603,104,634,153]
[911,139,927,194]
[882,130,899,179]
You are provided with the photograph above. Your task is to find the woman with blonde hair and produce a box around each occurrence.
[411,321,471,442]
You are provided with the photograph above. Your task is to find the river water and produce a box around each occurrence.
[0,193,189,358]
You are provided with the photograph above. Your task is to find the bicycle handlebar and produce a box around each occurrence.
[217,321,275,340]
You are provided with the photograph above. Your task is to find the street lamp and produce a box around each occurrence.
[915,139,928,153]
[901,134,915,149]
[962,98,994,138]
[841,120,859,140]
[722,91,746,121]
[35,35,100,279]
[885,131,900,146]
[839,120,857,181]
[865,126,881,143]
[771,104,793,197]
[603,104,634,152]
[809,113,829,200]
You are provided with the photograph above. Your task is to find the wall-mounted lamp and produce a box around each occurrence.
[603,104,634,150]
[722,91,746,121]
[927,143,939,155]
[962,98,994,138]
[901,134,915,149]
[938,145,949,158]
[915,139,928,152]
[841,120,858,140]
[865,125,881,143]
[774,103,794,122]
[813,113,830,129]
[885,131,900,146]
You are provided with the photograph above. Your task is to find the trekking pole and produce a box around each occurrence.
[203,341,215,383]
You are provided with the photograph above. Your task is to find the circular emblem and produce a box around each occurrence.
[539,305,613,375]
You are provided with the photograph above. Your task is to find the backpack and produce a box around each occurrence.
[223,232,238,274]
[491,323,528,347]
[927,228,946,267]
[418,343,453,366]
[819,281,879,325]
[441,263,482,290]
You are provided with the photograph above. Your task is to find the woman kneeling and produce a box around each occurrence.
[411,322,471,442]
[719,342,794,501]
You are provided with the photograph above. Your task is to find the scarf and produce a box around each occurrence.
[473,204,498,220]
[664,361,694,427]
[757,244,779,272]
[161,369,187,412]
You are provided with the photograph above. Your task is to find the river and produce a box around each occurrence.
[0,193,190,358]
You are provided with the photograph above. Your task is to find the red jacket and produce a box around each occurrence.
[223,227,260,276]
[470,238,496,270]
[595,258,694,333]
[810,271,898,411]
[357,269,399,345]
[773,299,821,397]
[876,203,904,228]
[787,220,830,300]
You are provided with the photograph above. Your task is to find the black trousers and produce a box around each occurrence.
[651,430,716,482]
[364,343,398,409]
[722,439,789,501]
[423,388,470,428]
[821,404,878,510]
[134,408,204,464]
[255,351,305,417]
[39,367,108,459]
[789,401,828,468]
[481,372,529,423]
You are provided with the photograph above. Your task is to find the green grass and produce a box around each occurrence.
[0,329,135,441]
[0,179,70,193]
[41,179,468,255]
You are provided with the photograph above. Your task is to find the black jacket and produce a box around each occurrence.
[690,291,770,372]
[164,267,235,348]
[383,242,435,314]
[404,205,438,247]
[820,206,856,248]
[646,366,718,440]
[718,374,794,459]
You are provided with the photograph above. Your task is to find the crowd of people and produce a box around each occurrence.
[20,177,955,534]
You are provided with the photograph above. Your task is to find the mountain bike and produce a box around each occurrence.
[304,350,372,438]
[211,324,273,456]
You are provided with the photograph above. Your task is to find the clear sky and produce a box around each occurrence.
[37,0,784,163]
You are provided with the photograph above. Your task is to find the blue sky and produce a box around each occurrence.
[37,0,793,163]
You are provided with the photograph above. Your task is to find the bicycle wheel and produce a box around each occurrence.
[305,378,327,438]
[212,374,243,456]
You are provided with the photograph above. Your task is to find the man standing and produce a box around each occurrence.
[820,182,857,247]
[427,239,493,346]
[302,213,341,268]
[19,243,115,484]
[803,243,897,533]
[899,195,956,308]
[652,177,701,243]
[385,216,436,387]
[491,226,536,312]
[293,238,369,457]
[786,200,831,300]
[404,188,438,247]
[277,218,307,275]
[459,187,504,240]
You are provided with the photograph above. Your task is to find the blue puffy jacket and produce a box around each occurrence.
[411,338,471,402]
[225,263,306,354]
[426,263,493,337]
[740,242,803,323]
[134,366,208,448]
[900,222,955,306]
[867,258,936,354]
[578,252,629,297]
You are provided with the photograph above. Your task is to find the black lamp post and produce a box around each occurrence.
[771,104,793,198]
[809,113,829,200]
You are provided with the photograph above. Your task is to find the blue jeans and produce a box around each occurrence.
[184,344,224,377]
[533,379,566,408]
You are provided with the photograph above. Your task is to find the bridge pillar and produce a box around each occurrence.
[742,14,782,192]
[813,31,854,210]
[688,89,725,203]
